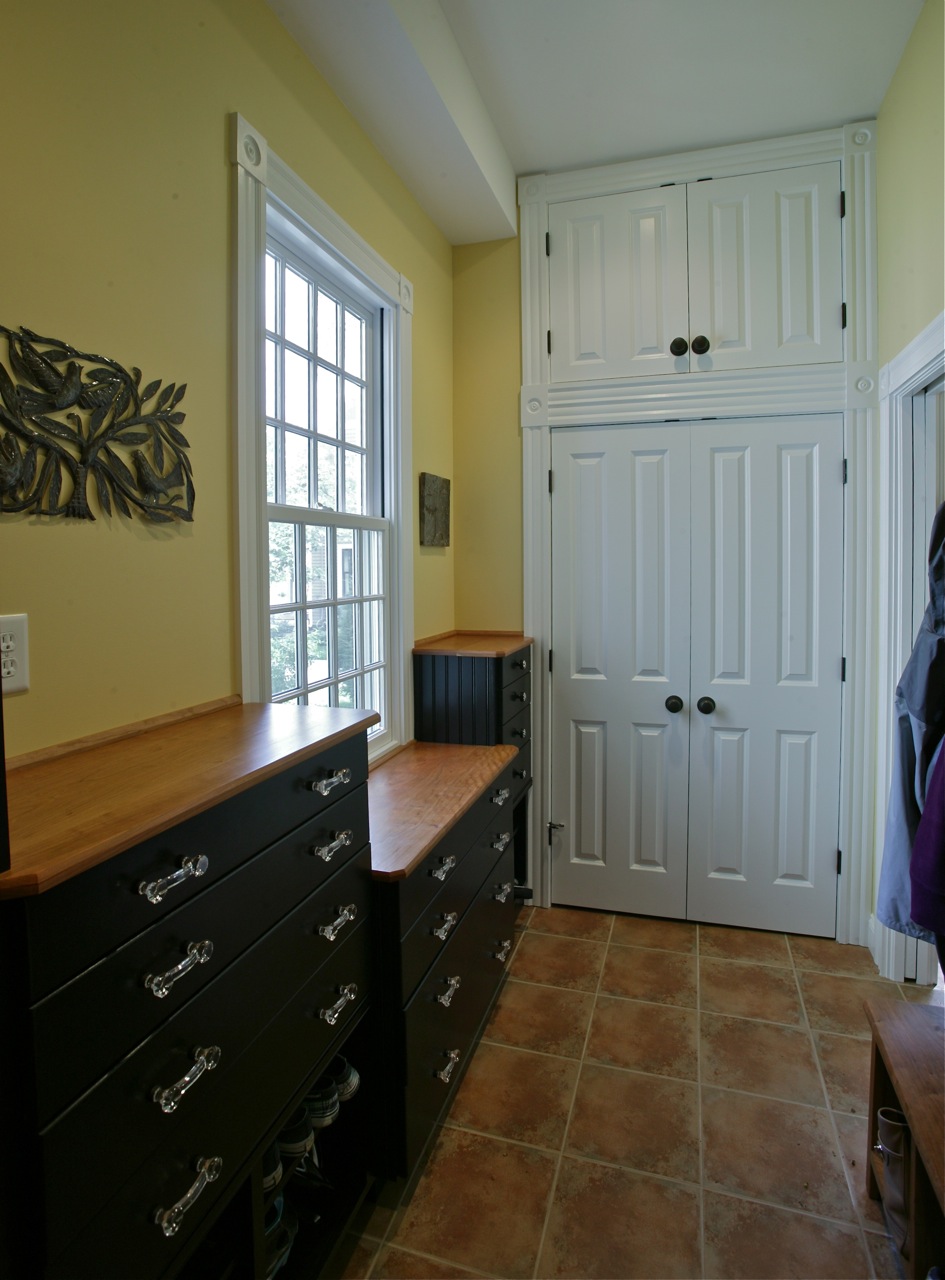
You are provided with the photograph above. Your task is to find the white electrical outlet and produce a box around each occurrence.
[0,613,29,694]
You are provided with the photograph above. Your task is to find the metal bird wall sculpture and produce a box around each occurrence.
[0,325,195,523]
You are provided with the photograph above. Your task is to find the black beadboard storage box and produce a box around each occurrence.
[413,640,531,746]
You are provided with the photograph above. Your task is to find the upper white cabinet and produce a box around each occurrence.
[548,162,842,383]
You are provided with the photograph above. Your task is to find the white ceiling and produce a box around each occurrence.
[266,0,924,244]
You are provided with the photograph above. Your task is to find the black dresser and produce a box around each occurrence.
[0,703,378,1280]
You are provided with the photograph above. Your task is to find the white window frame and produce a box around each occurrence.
[230,114,413,759]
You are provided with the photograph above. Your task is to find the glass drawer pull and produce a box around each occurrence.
[494,882,513,904]
[139,855,208,905]
[431,855,456,881]
[433,911,458,941]
[319,903,357,942]
[511,727,529,742]
[310,767,351,796]
[511,690,529,703]
[144,940,214,999]
[491,833,512,853]
[491,788,511,807]
[319,982,358,1026]
[437,1048,461,1084]
[153,1046,221,1114]
[512,658,528,672]
[437,975,462,1008]
[155,1157,222,1237]
[311,830,353,862]
[496,939,512,962]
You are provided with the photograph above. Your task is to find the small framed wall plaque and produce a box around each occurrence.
[419,472,450,546]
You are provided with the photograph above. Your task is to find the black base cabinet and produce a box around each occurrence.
[0,715,379,1280]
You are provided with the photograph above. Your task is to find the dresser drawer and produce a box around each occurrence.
[399,842,490,1004]
[33,838,372,1128]
[501,706,531,748]
[500,645,531,688]
[509,743,532,803]
[43,913,370,1277]
[23,733,369,1003]
[500,672,530,725]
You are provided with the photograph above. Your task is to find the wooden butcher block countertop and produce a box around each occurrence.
[0,702,379,898]
[369,741,517,879]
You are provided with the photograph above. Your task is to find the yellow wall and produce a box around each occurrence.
[452,239,523,631]
[0,0,455,756]
[877,0,945,365]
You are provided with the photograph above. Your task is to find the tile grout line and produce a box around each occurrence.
[529,910,616,1280]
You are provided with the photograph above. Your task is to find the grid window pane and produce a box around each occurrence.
[344,310,363,378]
[284,432,310,507]
[344,449,364,515]
[337,604,356,674]
[284,350,311,429]
[307,608,329,684]
[284,268,311,349]
[306,526,329,601]
[265,340,277,419]
[317,441,337,510]
[269,523,296,606]
[317,290,338,364]
[309,685,330,707]
[317,366,339,439]
[362,529,383,595]
[266,426,276,503]
[344,379,363,447]
[338,677,356,708]
[270,613,298,695]
[337,529,356,598]
[364,600,382,666]
[265,254,277,332]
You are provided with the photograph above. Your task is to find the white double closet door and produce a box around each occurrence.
[550,415,844,936]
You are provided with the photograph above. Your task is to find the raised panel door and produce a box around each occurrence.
[686,163,843,371]
[548,188,690,382]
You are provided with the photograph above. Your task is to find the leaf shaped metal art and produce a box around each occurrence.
[0,325,195,522]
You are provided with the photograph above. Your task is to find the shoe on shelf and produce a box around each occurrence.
[264,1195,298,1278]
[326,1054,360,1102]
[261,1141,283,1192]
[276,1104,315,1158]
[304,1076,340,1128]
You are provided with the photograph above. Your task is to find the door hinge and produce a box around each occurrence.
[837,849,842,875]
[547,329,552,355]
[548,648,553,673]
[841,656,847,682]
[548,469,554,494]
[547,821,564,846]
[546,231,551,256]
[840,190,846,218]
[841,303,847,329]
[843,458,848,484]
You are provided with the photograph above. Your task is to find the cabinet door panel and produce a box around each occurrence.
[686,163,842,371]
[549,188,689,382]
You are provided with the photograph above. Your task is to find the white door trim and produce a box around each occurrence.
[521,125,880,943]
[871,310,945,981]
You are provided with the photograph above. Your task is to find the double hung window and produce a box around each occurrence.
[265,238,387,733]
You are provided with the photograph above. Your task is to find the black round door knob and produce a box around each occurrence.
[665,695,684,714]
[697,696,716,715]
[691,335,711,355]
[670,337,689,356]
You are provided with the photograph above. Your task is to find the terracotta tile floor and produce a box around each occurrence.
[342,908,943,1279]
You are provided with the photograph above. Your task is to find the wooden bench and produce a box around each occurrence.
[865,999,945,1279]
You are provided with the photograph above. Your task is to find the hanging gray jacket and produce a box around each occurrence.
[876,502,945,942]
